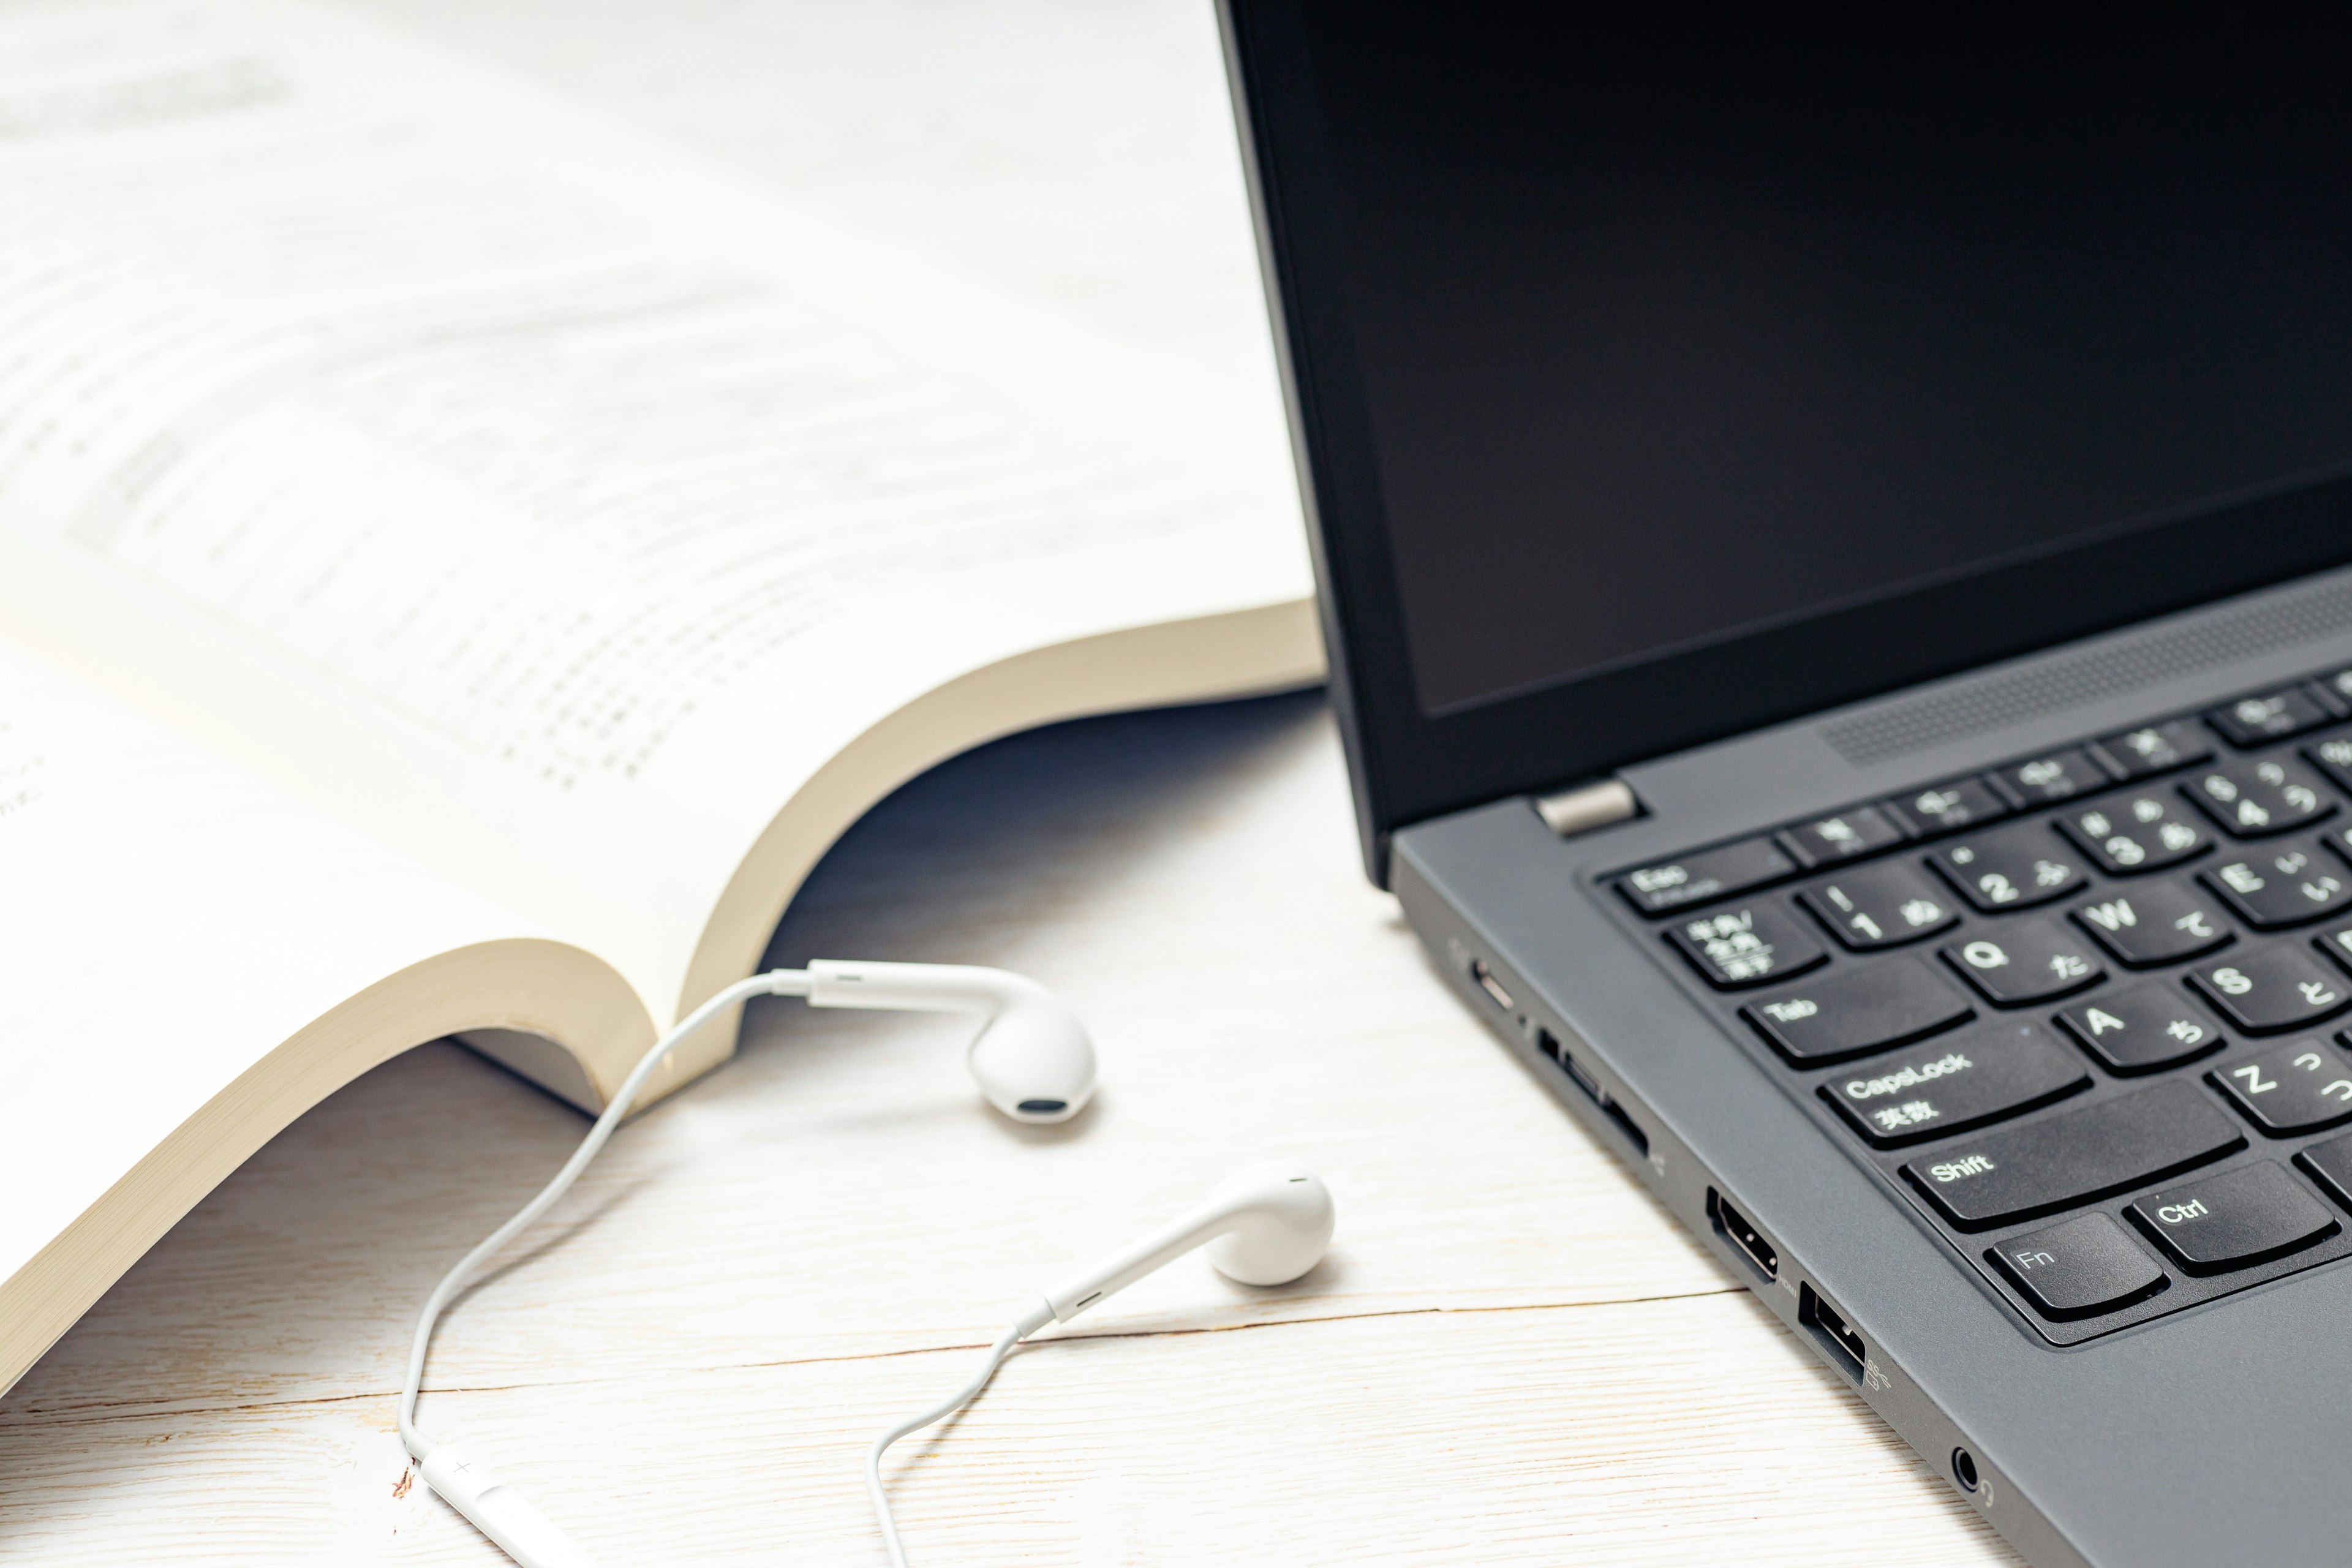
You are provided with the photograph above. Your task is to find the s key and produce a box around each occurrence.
[2188,947,2352,1035]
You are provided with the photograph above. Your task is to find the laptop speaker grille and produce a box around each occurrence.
[1822,573,2352,767]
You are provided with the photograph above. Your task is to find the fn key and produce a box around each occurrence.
[1989,1212,2168,1320]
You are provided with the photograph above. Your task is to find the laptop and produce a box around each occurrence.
[1218,9,2352,1565]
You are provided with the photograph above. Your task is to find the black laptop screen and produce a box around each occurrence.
[1295,10,2352,717]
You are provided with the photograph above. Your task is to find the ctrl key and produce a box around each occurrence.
[1989,1213,2169,1320]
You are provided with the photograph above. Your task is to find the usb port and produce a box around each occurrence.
[1708,1189,1778,1281]
[1801,1283,1866,1378]
[1470,959,1515,1011]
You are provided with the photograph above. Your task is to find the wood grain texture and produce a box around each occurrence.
[0,696,2022,1564]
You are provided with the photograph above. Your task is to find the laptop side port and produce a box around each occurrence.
[1801,1282,1866,1379]
[1547,1038,1649,1157]
[1706,1189,1778,1282]
[1469,958,1515,1011]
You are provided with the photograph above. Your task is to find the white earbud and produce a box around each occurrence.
[865,1165,1336,1568]
[804,959,1097,1124]
[1039,1163,1335,1321]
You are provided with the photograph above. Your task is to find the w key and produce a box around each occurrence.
[2188,947,2352,1035]
[2071,881,2234,967]
[2208,1039,2352,1134]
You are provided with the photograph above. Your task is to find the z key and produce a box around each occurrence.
[2208,1039,2352,1134]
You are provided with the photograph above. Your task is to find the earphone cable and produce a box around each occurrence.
[398,968,814,1461]
[865,1300,1055,1568]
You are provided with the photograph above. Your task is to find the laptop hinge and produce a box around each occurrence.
[1533,778,1640,839]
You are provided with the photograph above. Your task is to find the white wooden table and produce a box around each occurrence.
[0,694,2019,1565]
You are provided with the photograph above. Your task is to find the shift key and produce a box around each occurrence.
[1904,1082,2245,1230]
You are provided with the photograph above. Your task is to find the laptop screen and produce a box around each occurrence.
[1294,11,2352,718]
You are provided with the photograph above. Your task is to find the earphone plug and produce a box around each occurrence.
[421,1445,600,1568]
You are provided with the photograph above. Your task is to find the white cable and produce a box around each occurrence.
[865,1299,1056,1568]
[399,968,813,1463]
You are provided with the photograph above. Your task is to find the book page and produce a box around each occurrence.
[0,637,643,1387]
[0,0,1316,1026]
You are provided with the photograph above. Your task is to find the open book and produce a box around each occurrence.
[0,0,1317,1398]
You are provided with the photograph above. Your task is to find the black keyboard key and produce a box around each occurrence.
[1992,748,2114,806]
[2096,720,2212,780]
[1942,918,2105,1006]
[2184,758,2335,839]
[1616,837,1795,915]
[1817,1019,2088,1147]
[2054,791,2209,875]
[2055,985,2225,1074]
[2071,881,2234,968]
[1665,902,1828,989]
[2315,671,2352,717]
[2305,733,2352,796]
[2207,688,2335,747]
[1930,824,2088,912]
[1883,777,2011,839]
[1903,1080,2244,1230]
[2126,1162,2339,1274]
[2188,946,2352,1035]
[1797,863,1959,951]
[1741,957,1975,1065]
[2296,1131,2352,1211]
[1779,806,1903,869]
[2202,840,2352,930]
[1989,1213,2169,1320]
[2314,919,2352,976]
[2208,1039,2352,1135]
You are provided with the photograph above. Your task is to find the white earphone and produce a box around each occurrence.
[398,961,1333,1568]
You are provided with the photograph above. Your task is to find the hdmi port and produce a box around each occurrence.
[1708,1189,1778,1281]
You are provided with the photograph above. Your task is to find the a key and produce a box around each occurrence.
[2070,881,2234,968]
[1942,918,2104,1006]
[2207,1039,2352,1135]
[2095,720,2212,780]
[1930,824,2088,912]
[1616,836,1795,915]
[1816,1019,2088,1147]
[2201,840,2352,930]
[2207,688,2334,747]
[1993,749,2113,806]
[2187,946,2352,1035]
[2125,1162,2339,1274]
[1902,1080,2244,1229]
[1797,863,1958,951]
[1779,806,1903,869]
[2296,1129,2352,1212]
[1664,902,1827,989]
[1988,1212,2169,1320]
[2054,791,2209,875]
[2054,985,2225,1074]
[2315,670,2352,715]
[2183,758,2336,839]
[1882,777,2011,839]
[1741,957,1975,1065]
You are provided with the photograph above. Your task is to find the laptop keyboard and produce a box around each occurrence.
[1606,666,2352,1343]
